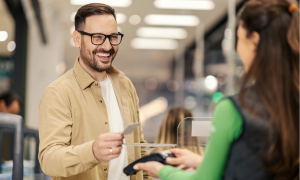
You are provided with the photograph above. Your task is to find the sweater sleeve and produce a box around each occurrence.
[158,98,243,180]
[39,87,100,177]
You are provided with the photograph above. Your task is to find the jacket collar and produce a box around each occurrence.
[73,57,124,90]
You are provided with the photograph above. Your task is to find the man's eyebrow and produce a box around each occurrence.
[93,32,119,35]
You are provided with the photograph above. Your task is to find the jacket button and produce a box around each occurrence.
[95,83,98,86]
[100,100,103,103]
[105,122,108,124]
[104,168,107,171]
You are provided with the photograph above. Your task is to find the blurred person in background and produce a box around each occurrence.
[134,0,299,179]
[150,107,203,156]
[0,91,21,161]
[39,3,150,180]
[0,91,21,115]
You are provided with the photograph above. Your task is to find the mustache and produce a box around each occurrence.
[92,48,115,54]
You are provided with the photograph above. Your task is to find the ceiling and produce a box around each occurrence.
[0,0,14,56]
[0,0,241,92]
[0,0,242,141]
[48,0,235,83]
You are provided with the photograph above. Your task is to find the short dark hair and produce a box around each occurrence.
[0,91,21,107]
[75,3,116,31]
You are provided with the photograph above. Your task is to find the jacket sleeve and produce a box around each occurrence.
[38,86,99,177]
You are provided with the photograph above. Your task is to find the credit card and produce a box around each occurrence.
[122,122,140,135]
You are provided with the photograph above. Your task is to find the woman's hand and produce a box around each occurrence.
[166,148,203,169]
[133,161,164,178]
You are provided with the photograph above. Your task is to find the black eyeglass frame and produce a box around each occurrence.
[77,30,124,46]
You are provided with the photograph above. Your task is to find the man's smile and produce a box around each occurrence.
[96,52,111,63]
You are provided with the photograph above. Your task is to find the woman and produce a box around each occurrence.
[150,107,203,155]
[134,0,299,179]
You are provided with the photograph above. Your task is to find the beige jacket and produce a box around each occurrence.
[39,59,151,180]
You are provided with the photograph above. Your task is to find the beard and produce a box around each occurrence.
[80,40,117,72]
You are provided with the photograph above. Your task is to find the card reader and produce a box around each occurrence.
[123,150,175,176]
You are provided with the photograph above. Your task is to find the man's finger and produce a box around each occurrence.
[103,146,122,156]
[112,147,122,155]
[102,133,124,141]
[103,140,123,148]
[105,154,120,161]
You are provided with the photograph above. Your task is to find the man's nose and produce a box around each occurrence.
[101,37,112,50]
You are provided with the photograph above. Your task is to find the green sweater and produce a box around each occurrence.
[158,98,243,180]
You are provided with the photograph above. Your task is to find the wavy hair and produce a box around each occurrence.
[238,0,299,179]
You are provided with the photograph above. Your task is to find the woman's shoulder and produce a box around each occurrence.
[212,97,243,139]
[215,97,238,113]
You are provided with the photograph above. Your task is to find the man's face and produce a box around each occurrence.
[80,14,119,72]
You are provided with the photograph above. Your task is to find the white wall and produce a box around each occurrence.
[23,0,65,129]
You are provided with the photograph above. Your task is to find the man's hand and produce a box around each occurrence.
[92,132,124,162]
[166,148,203,169]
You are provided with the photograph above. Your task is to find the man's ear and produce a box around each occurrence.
[72,30,81,48]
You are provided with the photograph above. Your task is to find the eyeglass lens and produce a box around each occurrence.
[92,34,122,45]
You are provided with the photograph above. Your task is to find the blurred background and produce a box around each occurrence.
[3,0,297,178]
[0,0,249,141]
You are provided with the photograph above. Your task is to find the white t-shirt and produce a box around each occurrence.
[99,75,130,180]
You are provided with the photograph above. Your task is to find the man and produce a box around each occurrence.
[0,91,21,115]
[39,3,151,180]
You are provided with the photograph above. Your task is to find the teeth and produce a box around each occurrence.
[96,53,110,57]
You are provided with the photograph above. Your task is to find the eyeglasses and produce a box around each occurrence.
[77,30,124,46]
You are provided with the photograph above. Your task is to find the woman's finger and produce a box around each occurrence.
[133,162,162,178]
[133,163,143,170]
[182,166,191,170]
[166,157,184,165]
[169,148,182,155]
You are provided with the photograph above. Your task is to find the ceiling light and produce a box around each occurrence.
[154,0,215,10]
[136,27,187,39]
[7,41,16,52]
[204,75,218,91]
[129,15,141,25]
[116,13,126,24]
[131,38,178,50]
[70,0,132,7]
[70,12,76,22]
[144,14,199,26]
[0,31,8,41]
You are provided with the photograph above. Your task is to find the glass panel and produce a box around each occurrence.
[177,117,212,155]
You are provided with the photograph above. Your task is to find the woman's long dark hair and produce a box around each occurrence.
[238,0,299,179]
